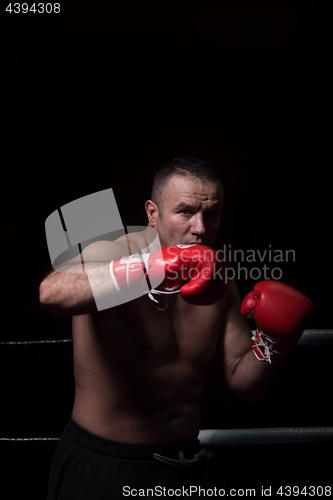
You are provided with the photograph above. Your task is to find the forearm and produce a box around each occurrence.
[229,348,279,402]
[39,262,115,315]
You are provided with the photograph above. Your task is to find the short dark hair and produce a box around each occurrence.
[151,157,223,212]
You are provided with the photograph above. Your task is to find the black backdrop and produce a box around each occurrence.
[1,1,332,498]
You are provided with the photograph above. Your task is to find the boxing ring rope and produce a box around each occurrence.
[1,428,333,447]
[198,427,333,446]
[1,330,332,351]
[1,329,332,447]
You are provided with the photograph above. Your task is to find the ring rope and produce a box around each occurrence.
[1,330,332,350]
[198,427,333,445]
[1,428,332,447]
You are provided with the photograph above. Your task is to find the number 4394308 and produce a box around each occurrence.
[6,3,60,13]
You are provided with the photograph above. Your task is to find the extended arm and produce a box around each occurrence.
[39,240,232,315]
[39,240,132,315]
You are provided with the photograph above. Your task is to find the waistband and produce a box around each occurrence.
[63,416,214,466]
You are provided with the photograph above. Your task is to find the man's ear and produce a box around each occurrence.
[145,200,159,228]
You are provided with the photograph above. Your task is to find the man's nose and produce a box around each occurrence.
[191,213,206,236]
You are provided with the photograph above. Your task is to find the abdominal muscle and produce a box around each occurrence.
[71,294,224,444]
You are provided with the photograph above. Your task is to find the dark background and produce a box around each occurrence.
[1,1,331,498]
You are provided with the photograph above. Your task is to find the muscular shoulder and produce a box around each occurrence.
[81,227,158,263]
[80,240,127,262]
[114,226,161,255]
[57,227,159,271]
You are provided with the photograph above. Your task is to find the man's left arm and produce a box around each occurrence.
[216,280,314,402]
[216,281,278,402]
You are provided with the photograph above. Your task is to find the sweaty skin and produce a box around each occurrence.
[42,175,277,444]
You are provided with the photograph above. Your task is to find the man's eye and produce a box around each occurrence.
[179,210,192,215]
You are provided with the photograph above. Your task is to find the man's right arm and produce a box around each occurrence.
[39,239,135,315]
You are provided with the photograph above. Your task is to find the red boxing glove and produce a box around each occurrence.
[110,244,231,306]
[241,281,314,364]
[157,244,231,305]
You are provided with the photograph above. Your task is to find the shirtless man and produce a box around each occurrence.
[40,158,313,499]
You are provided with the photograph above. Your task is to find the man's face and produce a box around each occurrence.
[148,175,224,248]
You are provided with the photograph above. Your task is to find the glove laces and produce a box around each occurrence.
[110,253,180,311]
[252,330,289,364]
[148,288,180,311]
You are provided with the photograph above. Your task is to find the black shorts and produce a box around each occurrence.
[47,416,228,500]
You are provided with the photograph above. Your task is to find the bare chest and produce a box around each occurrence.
[78,294,226,368]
